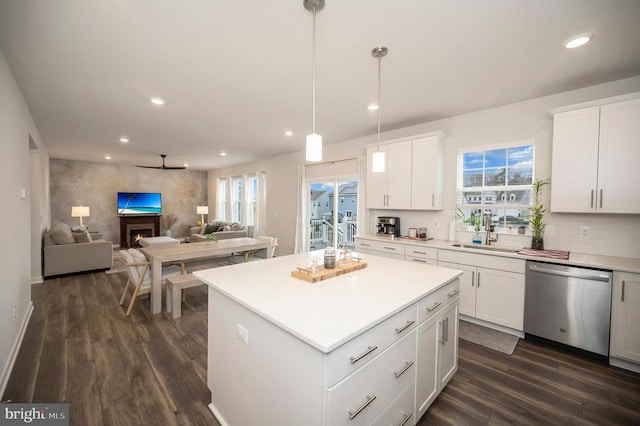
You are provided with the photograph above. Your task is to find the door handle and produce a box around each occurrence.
[622,280,626,302]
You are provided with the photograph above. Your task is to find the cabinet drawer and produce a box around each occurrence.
[327,303,417,387]
[438,249,525,274]
[405,246,438,260]
[371,382,415,426]
[417,279,460,325]
[327,330,417,426]
[406,256,437,266]
[355,238,405,256]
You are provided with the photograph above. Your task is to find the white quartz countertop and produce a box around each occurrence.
[194,251,462,353]
[356,234,640,273]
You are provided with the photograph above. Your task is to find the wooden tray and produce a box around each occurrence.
[291,258,367,283]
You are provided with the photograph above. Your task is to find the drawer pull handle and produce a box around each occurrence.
[399,411,413,426]
[413,250,427,255]
[395,320,416,334]
[360,243,371,247]
[383,246,396,251]
[349,346,378,364]
[622,280,625,302]
[348,394,377,420]
[412,258,427,263]
[393,360,415,378]
[426,301,442,312]
[448,288,460,297]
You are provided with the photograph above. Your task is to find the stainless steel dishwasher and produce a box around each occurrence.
[524,261,612,356]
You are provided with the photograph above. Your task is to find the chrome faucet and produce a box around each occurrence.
[485,218,498,246]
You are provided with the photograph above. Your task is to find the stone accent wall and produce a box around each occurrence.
[50,159,207,245]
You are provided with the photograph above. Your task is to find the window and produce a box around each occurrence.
[457,142,534,231]
[217,178,228,221]
[231,177,243,223]
[246,174,258,226]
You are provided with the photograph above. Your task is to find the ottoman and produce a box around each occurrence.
[138,236,180,247]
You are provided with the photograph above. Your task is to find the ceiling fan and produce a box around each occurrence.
[135,154,186,170]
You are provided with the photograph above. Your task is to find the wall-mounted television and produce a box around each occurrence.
[117,192,162,215]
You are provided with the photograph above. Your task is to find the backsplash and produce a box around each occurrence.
[50,159,208,244]
[373,209,640,259]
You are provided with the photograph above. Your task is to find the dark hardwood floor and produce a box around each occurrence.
[4,268,640,425]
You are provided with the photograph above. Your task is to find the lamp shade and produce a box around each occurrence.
[71,206,90,217]
[196,206,209,215]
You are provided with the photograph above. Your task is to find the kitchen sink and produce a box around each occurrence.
[450,243,521,253]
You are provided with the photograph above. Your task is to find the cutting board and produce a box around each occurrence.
[291,259,367,283]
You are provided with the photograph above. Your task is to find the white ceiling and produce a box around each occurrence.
[1,0,639,170]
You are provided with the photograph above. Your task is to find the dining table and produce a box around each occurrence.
[140,237,270,314]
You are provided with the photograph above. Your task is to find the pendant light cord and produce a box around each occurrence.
[311,4,317,134]
[376,52,382,147]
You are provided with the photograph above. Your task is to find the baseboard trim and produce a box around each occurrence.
[208,403,229,426]
[0,301,34,399]
[459,315,524,338]
[31,275,43,285]
[609,356,640,374]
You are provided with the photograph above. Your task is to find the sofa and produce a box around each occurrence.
[44,223,113,277]
[189,220,252,243]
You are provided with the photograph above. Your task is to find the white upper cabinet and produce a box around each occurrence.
[551,96,640,213]
[366,132,445,210]
[411,136,444,210]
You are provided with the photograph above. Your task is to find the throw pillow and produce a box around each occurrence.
[223,225,231,231]
[230,223,242,231]
[72,230,92,243]
[204,224,217,235]
[48,223,75,245]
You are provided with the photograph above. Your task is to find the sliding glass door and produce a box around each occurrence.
[309,180,358,251]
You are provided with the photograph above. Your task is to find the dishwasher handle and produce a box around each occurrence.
[528,264,611,282]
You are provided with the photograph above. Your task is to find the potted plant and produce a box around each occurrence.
[205,232,219,245]
[162,213,178,237]
[529,178,550,250]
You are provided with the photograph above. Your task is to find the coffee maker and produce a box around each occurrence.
[377,216,401,237]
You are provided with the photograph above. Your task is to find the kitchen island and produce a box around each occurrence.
[194,250,462,426]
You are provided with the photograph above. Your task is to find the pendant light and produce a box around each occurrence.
[304,0,324,162]
[371,46,388,173]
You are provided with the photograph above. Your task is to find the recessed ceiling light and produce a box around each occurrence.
[563,33,593,49]
[285,131,293,136]
[119,137,129,143]
[220,151,227,156]
[150,97,165,105]
[105,155,112,160]
[368,104,379,111]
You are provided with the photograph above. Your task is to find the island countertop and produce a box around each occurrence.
[194,250,462,353]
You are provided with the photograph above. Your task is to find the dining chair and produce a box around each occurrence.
[118,248,185,316]
[228,236,278,264]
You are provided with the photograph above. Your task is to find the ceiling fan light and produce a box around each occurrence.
[306,133,322,162]
[372,150,386,173]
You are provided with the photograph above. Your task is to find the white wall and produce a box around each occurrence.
[211,75,640,259]
[0,48,49,395]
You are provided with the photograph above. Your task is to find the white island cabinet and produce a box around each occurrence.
[194,251,462,426]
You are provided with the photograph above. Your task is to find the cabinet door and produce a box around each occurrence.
[415,314,440,420]
[597,98,640,213]
[411,136,443,210]
[550,107,600,212]
[366,146,389,208]
[611,272,640,363]
[386,141,412,209]
[438,301,459,390]
[438,261,476,317]
[475,267,525,331]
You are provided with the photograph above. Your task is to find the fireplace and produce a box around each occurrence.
[119,215,161,248]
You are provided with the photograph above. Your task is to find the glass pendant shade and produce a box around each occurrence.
[306,133,322,162]
[372,150,386,173]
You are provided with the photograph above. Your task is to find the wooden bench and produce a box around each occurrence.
[165,273,204,319]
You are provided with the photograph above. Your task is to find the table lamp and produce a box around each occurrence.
[196,205,208,226]
[71,206,90,227]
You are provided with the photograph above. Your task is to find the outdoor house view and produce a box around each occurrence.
[309,181,358,250]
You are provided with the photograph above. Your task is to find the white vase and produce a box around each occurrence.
[166,230,172,237]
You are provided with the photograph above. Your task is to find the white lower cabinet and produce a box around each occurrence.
[415,299,459,420]
[611,272,640,364]
[405,245,438,266]
[438,250,525,331]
